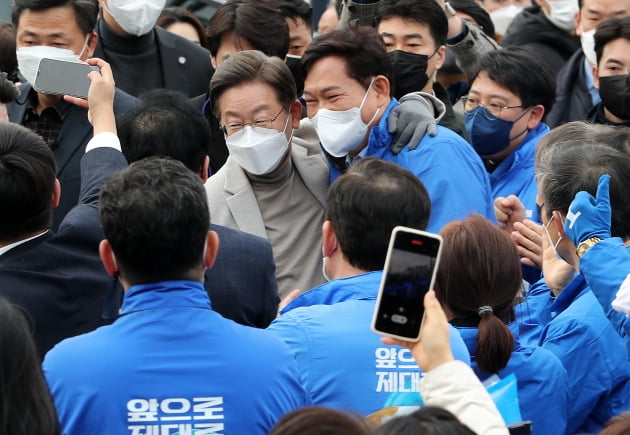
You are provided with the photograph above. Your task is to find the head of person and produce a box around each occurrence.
[98,157,218,288]
[267,0,313,56]
[0,123,59,245]
[575,0,630,65]
[448,0,495,38]
[0,21,18,83]
[375,0,448,98]
[535,125,630,269]
[435,214,520,374]
[0,297,59,435]
[98,0,166,37]
[302,27,393,159]
[317,4,338,35]
[12,0,99,85]
[117,89,212,180]
[593,16,630,123]
[464,47,555,162]
[156,6,209,48]
[207,0,290,68]
[269,406,372,435]
[209,50,301,176]
[536,0,579,33]
[376,407,476,435]
[323,157,431,279]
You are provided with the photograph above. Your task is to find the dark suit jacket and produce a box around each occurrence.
[207,224,279,328]
[94,26,214,98]
[6,85,138,230]
[0,147,127,359]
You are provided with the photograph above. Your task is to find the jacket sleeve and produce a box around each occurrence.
[447,22,499,82]
[419,361,509,435]
[580,238,630,337]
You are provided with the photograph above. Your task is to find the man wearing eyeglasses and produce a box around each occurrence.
[464,47,556,224]
[205,50,329,299]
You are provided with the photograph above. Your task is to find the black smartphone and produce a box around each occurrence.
[371,226,443,341]
[33,58,99,99]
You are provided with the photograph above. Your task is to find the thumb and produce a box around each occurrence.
[387,108,400,134]
[596,174,611,210]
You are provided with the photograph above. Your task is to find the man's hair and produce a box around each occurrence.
[595,16,630,64]
[302,26,393,95]
[207,0,290,59]
[375,0,448,48]
[267,0,313,32]
[536,139,630,240]
[436,215,520,374]
[0,123,56,242]
[0,297,60,435]
[0,21,18,82]
[99,157,210,285]
[209,50,296,120]
[326,157,431,272]
[118,89,211,174]
[270,406,372,435]
[471,47,556,115]
[12,0,99,35]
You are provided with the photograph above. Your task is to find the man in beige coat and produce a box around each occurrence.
[205,50,329,298]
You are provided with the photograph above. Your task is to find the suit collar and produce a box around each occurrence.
[220,138,328,237]
[0,231,51,259]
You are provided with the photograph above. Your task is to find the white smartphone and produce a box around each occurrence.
[371,226,443,341]
[33,58,99,99]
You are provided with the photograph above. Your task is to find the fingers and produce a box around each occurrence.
[278,289,301,315]
[63,94,89,108]
[512,220,543,269]
[408,124,425,150]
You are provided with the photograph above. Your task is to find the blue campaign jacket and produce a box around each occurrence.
[327,100,495,233]
[44,281,309,435]
[488,122,549,223]
[269,271,471,416]
[456,327,569,435]
[579,238,630,354]
[523,275,630,434]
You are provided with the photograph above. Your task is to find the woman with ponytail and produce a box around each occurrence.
[435,215,569,435]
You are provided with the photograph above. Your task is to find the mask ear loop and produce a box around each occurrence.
[358,77,381,127]
[78,33,92,59]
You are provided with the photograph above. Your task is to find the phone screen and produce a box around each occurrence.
[372,228,441,340]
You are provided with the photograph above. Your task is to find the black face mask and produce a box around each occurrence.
[285,54,304,96]
[388,50,429,100]
[599,74,630,121]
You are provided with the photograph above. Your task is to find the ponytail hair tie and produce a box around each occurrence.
[478,306,493,317]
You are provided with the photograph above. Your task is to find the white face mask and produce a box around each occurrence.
[490,5,523,36]
[16,46,82,85]
[311,79,380,158]
[546,0,579,31]
[226,114,291,175]
[105,0,167,36]
[580,26,597,65]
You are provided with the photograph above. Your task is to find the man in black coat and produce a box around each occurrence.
[0,58,125,359]
[94,0,213,98]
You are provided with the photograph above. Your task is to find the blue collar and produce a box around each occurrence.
[549,274,587,316]
[121,280,211,315]
[366,100,398,153]
[281,271,381,314]
[489,122,549,181]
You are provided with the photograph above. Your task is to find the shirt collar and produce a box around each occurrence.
[26,88,72,120]
[0,230,49,257]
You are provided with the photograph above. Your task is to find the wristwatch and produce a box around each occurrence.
[576,237,603,257]
[445,2,457,17]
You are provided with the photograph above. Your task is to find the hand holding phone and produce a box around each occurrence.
[372,226,443,341]
[380,290,454,373]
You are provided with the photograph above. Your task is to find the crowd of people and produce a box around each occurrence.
[1,0,630,434]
